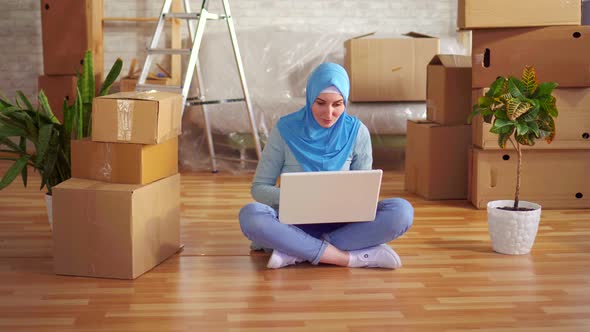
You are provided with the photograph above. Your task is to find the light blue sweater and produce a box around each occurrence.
[251,123,373,209]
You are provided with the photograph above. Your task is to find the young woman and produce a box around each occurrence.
[239,63,413,269]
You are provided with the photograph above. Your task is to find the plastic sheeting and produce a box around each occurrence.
[179,27,468,173]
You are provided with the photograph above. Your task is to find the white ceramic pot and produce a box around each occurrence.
[487,200,541,255]
[45,194,53,231]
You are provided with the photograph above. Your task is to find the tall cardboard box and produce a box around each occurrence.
[344,33,440,101]
[472,26,590,88]
[468,148,590,209]
[458,0,581,29]
[92,91,183,144]
[405,121,471,199]
[472,88,590,150]
[37,75,77,122]
[71,137,178,184]
[40,0,103,78]
[426,55,472,125]
[52,174,181,279]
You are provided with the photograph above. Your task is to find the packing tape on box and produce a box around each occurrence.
[117,100,134,141]
[117,90,158,141]
[133,90,158,100]
[99,143,113,181]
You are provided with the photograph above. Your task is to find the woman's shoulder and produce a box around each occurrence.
[355,121,370,140]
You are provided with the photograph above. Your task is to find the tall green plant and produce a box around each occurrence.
[469,66,559,210]
[0,51,122,194]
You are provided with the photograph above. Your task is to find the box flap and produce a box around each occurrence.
[96,90,178,102]
[347,31,436,42]
[429,54,472,68]
[349,31,377,40]
[403,31,436,39]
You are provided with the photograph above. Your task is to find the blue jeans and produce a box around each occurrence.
[238,198,414,265]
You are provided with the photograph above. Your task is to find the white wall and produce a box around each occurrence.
[1,0,457,101]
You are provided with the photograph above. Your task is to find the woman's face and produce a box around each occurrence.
[311,93,345,128]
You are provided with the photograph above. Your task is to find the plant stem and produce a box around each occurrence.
[514,141,522,210]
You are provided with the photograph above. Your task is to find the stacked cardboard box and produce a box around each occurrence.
[38,0,103,121]
[344,32,440,102]
[460,0,590,209]
[404,55,473,199]
[52,91,184,279]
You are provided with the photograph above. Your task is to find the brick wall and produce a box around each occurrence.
[1,0,457,101]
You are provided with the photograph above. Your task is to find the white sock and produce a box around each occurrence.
[267,250,304,269]
[348,244,402,269]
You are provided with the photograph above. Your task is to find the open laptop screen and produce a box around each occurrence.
[278,169,383,225]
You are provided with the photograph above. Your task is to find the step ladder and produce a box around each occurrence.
[136,0,262,173]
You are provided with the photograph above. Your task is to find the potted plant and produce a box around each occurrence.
[469,66,559,255]
[0,50,122,229]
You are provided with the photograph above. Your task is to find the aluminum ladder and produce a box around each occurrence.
[136,0,262,173]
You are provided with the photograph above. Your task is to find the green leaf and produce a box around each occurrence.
[535,82,558,98]
[468,103,491,124]
[35,124,53,168]
[527,121,540,137]
[508,77,526,99]
[516,134,533,146]
[0,137,25,153]
[43,138,59,184]
[75,87,84,139]
[99,57,123,96]
[493,118,513,128]
[515,121,529,136]
[538,95,558,118]
[63,100,74,136]
[19,137,27,187]
[79,50,95,105]
[490,123,514,135]
[0,125,26,138]
[83,102,92,137]
[16,91,34,111]
[497,128,514,149]
[0,155,29,190]
[542,116,556,143]
[486,77,505,98]
[38,90,60,124]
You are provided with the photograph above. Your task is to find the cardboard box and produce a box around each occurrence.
[71,137,178,184]
[457,30,472,56]
[119,77,170,92]
[405,121,471,199]
[472,26,590,88]
[37,75,77,122]
[458,0,581,29]
[40,0,103,77]
[92,91,183,144]
[468,148,590,209]
[426,55,472,125]
[344,32,440,101]
[472,88,590,150]
[53,174,181,279]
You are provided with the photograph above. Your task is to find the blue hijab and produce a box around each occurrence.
[277,63,361,172]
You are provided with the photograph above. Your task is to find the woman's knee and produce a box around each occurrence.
[379,197,414,235]
[238,202,275,235]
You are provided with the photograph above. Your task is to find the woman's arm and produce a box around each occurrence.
[350,123,373,171]
[251,126,285,207]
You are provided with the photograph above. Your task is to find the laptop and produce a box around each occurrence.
[278,169,383,224]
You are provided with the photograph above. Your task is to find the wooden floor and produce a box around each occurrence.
[1,161,589,331]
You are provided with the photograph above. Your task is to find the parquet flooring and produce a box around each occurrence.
[1,161,589,331]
